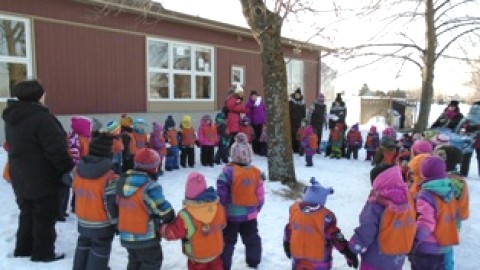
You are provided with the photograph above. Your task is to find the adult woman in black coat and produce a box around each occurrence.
[2,80,74,262]
[289,88,306,153]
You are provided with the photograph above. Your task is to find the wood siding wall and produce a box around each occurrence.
[35,20,146,114]
[1,0,321,114]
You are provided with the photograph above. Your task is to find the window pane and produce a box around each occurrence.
[0,62,27,98]
[173,44,191,70]
[148,40,168,69]
[196,76,211,99]
[174,74,191,99]
[0,19,26,57]
[195,48,211,72]
[149,72,169,99]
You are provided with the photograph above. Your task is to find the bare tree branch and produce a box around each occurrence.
[434,0,475,23]
[435,27,480,61]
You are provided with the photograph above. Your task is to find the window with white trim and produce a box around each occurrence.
[0,14,32,99]
[285,58,304,94]
[147,38,214,100]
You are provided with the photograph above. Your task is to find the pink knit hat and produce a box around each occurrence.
[412,140,433,155]
[185,172,207,199]
[71,116,92,138]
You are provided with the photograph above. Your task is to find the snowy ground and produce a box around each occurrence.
[1,103,478,269]
[0,136,479,270]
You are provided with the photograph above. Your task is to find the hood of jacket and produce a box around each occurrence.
[183,187,219,224]
[181,115,192,129]
[118,171,150,198]
[421,178,454,202]
[76,156,113,178]
[370,167,408,210]
[2,99,48,126]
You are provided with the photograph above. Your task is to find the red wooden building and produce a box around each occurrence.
[0,0,329,115]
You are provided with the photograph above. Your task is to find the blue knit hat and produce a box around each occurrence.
[164,115,176,130]
[303,178,334,206]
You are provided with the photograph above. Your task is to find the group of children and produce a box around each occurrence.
[284,139,469,270]
[71,131,265,270]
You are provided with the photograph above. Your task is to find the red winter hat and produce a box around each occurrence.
[185,172,207,199]
[134,148,160,174]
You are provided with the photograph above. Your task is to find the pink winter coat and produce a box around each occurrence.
[226,94,247,133]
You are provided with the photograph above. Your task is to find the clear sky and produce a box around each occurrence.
[159,0,477,96]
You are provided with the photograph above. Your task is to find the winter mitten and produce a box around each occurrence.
[283,241,291,259]
[343,247,359,269]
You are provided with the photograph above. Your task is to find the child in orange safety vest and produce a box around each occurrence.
[302,125,319,166]
[116,148,175,269]
[179,115,197,168]
[409,156,459,270]
[283,178,358,270]
[433,145,469,270]
[72,133,119,270]
[216,132,265,270]
[160,172,226,270]
[349,166,416,270]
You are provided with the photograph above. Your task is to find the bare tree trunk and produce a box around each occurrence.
[240,0,296,185]
[414,0,436,133]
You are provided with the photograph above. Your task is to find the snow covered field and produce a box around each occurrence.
[0,138,479,270]
[0,103,478,269]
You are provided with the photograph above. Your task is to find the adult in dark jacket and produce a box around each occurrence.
[431,100,464,131]
[289,88,306,153]
[326,93,347,156]
[307,92,327,151]
[328,93,347,129]
[2,80,74,262]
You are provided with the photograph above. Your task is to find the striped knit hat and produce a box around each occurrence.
[134,148,161,174]
[106,120,121,135]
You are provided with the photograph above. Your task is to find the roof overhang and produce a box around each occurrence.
[72,0,335,53]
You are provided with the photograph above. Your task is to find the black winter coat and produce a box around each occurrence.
[289,98,306,134]
[2,100,74,199]
[310,102,327,128]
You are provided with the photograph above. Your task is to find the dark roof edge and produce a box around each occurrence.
[72,0,336,53]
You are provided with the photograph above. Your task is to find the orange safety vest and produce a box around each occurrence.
[448,173,469,221]
[79,136,90,158]
[167,130,178,147]
[118,185,149,234]
[3,160,10,182]
[296,127,305,141]
[182,128,196,146]
[289,202,327,261]
[134,133,148,149]
[231,165,261,206]
[73,171,116,222]
[112,137,124,155]
[202,125,217,144]
[308,134,319,149]
[182,204,226,261]
[378,195,417,255]
[432,195,459,246]
[382,148,397,165]
[330,130,340,141]
[366,135,376,148]
[239,126,253,142]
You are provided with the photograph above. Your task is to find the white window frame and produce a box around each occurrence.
[285,58,304,95]
[147,37,214,101]
[0,14,33,101]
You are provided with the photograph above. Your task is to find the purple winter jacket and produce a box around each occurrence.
[246,97,266,125]
[349,167,411,270]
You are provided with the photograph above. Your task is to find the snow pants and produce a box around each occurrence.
[409,252,445,270]
[187,256,223,270]
[73,233,114,270]
[221,219,262,270]
[126,244,163,270]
